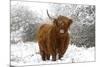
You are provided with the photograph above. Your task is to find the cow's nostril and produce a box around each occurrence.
[60,29,64,33]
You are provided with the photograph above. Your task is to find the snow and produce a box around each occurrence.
[11,42,95,66]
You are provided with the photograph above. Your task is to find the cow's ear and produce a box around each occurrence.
[53,19,58,26]
[68,19,73,28]
[68,19,73,26]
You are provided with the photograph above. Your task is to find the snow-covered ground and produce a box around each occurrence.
[11,42,95,66]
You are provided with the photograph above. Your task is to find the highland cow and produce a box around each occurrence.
[37,11,73,61]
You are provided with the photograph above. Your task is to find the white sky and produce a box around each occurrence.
[11,1,50,10]
[11,1,95,21]
[11,0,96,5]
[11,1,51,19]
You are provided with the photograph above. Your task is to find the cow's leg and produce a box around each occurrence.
[44,48,50,60]
[48,44,56,61]
[46,53,50,60]
[62,44,69,57]
[47,35,57,61]
[50,47,56,61]
[58,48,62,59]
[40,50,46,61]
[58,38,69,60]
[58,48,68,60]
[38,41,46,61]
[52,52,56,61]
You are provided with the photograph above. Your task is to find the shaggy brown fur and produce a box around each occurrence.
[37,16,72,61]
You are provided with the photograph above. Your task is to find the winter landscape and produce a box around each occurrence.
[11,42,95,66]
[10,1,95,66]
